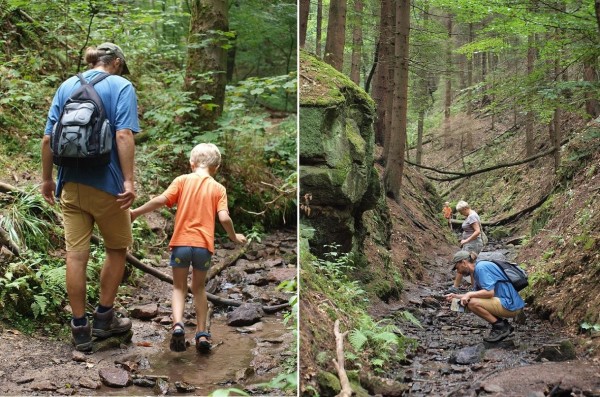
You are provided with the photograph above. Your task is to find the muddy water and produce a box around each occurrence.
[94,318,289,396]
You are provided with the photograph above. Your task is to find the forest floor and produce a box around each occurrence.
[0,230,297,396]
[375,235,600,396]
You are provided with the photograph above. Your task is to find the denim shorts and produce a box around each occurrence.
[170,246,212,271]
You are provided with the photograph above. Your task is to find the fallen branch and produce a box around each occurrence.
[0,226,20,257]
[332,320,353,397]
[411,146,557,182]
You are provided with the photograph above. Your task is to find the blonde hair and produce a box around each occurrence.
[456,200,470,211]
[190,143,221,168]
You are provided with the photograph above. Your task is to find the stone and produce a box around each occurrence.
[449,344,486,365]
[133,377,156,388]
[56,387,75,395]
[130,303,159,320]
[78,378,101,389]
[71,351,87,362]
[535,340,577,362]
[92,330,133,352]
[316,371,341,396]
[482,383,504,393]
[15,376,34,385]
[267,267,296,283]
[153,378,169,395]
[359,373,409,397]
[30,380,56,391]
[98,367,132,388]
[175,381,196,393]
[245,273,269,286]
[227,303,264,326]
[235,367,255,382]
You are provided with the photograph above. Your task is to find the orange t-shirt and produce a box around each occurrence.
[443,206,452,219]
[161,174,228,253]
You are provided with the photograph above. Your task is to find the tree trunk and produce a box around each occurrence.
[443,14,452,148]
[584,56,599,119]
[372,0,394,147]
[382,3,396,162]
[350,0,363,85]
[324,0,347,71]
[184,0,228,131]
[525,34,536,157]
[300,0,310,48]
[596,0,600,34]
[416,109,424,165]
[384,0,410,201]
[316,0,323,57]
[466,22,474,150]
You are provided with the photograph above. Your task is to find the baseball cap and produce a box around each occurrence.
[451,250,471,270]
[97,42,130,75]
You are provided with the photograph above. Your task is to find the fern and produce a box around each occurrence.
[399,310,423,329]
[348,329,369,351]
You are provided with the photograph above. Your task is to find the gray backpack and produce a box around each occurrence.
[50,73,112,168]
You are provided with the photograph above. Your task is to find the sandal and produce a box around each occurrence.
[195,331,211,353]
[170,322,186,352]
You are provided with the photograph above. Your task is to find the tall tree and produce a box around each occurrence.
[525,33,536,157]
[443,14,452,147]
[184,0,229,130]
[300,0,309,48]
[584,56,599,119]
[350,0,363,85]
[324,0,347,71]
[384,0,410,200]
[372,0,394,147]
[316,0,323,57]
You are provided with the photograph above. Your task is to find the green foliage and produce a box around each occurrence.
[347,315,415,374]
[208,388,249,397]
[580,322,600,334]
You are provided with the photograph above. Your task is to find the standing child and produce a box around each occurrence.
[131,143,246,352]
[443,201,453,230]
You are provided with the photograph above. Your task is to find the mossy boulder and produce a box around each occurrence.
[300,51,386,256]
[316,371,341,396]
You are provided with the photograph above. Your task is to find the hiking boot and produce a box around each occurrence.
[484,320,511,343]
[92,307,132,339]
[503,319,515,333]
[70,320,92,352]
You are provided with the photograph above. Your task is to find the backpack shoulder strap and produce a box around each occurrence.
[89,72,111,86]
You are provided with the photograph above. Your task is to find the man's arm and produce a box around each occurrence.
[40,135,56,205]
[115,128,135,209]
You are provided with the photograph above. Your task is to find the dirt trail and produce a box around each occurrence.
[0,231,296,396]
[385,244,600,397]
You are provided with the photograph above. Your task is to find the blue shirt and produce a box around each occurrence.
[473,260,525,312]
[45,70,140,197]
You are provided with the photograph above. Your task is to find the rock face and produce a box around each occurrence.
[300,51,388,256]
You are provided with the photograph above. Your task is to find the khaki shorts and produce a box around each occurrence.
[61,182,132,251]
[469,297,520,318]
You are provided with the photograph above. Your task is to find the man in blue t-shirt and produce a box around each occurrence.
[41,42,139,352]
[446,250,525,342]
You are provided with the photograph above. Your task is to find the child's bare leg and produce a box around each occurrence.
[171,267,189,327]
[191,269,208,335]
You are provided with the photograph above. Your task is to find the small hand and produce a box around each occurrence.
[117,181,136,210]
[41,180,56,205]
[130,209,138,222]
[445,293,460,301]
[234,233,247,245]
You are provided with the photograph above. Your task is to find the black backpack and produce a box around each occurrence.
[487,259,529,292]
[50,73,112,168]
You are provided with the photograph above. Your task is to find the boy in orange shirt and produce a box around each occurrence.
[131,143,246,353]
[443,201,453,230]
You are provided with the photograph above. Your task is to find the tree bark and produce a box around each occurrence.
[324,0,347,71]
[300,0,310,48]
[383,0,410,200]
[372,0,394,147]
[316,0,323,57]
[525,34,536,157]
[584,56,599,119]
[350,0,363,85]
[596,0,600,35]
[443,14,453,148]
[184,0,229,131]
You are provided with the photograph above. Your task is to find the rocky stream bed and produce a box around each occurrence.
[0,230,297,396]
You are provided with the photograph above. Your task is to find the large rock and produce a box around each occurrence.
[98,367,132,388]
[300,51,387,256]
[227,303,264,326]
[449,343,486,365]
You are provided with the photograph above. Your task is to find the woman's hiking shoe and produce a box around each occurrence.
[92,307,132,339]
[70,320,92,352]
[483,320,512,343]
[170,322,187,352]
[195,331,212,353]
[447,286,461,294]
